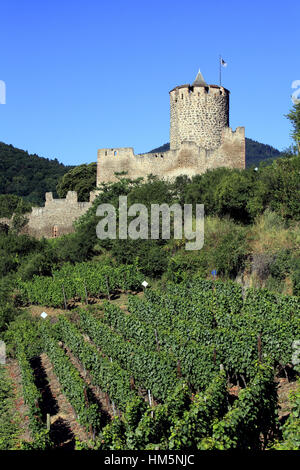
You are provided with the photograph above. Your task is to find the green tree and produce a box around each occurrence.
[247,156,300,220]
[10,212,29,235]
[285,103,300,155]
[0,278,20,335]
[56,162,97,201]
[0,195,32,218]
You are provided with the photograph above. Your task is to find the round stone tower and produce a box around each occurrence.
[169,70,230,151]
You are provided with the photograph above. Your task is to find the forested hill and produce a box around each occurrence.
[0,142,73,205]
[149,138,281,167]
[245,138,281,166]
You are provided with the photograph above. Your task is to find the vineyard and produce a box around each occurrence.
[2,272,300,450]
[18,262,144,308]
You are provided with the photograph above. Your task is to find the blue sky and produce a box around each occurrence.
[0,0,299,166]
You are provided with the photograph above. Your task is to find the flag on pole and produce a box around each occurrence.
[220,57,228,67]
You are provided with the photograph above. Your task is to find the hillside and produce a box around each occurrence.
[148,137,281,167]
[0,142,73,205]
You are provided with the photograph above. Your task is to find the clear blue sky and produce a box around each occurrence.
[0,0,299,166]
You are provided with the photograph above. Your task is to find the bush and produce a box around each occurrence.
[203,217,248,278]
[17,250,58,281]
[0,278,20,336]
[269,249,293,281]
[111,239,168,278]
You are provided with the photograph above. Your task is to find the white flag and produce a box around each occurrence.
[220,57,228,67]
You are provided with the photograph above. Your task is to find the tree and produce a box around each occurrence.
[56,162,97,201]
[10,212,28,235]
[285,103,300,155]
[0,195,32,218]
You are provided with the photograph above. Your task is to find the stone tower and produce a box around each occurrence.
[169,70,230,151]
[97,69,245,186]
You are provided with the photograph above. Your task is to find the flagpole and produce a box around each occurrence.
[219,54,221,86]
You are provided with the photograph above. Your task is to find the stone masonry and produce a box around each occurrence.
[97,70,245,185]
[20,191,99,238]
[170,84,229,151]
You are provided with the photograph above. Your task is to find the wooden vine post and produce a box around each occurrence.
[84,387,93,436]
[257,333,262,364]
[154,329,160,352]
[84,282,88,305]
[213,348,217,364]
[46,413,51,431]
[62,284,67,310]
[130,376,135,390]
[106,277,111,301]
[177,360,182,378]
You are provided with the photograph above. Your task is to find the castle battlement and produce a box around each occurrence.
[24,191,97,238]
[97,69,245,185]
[169,84,229,96]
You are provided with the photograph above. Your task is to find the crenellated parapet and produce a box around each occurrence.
[22,191,99,238]
[97,69,245,185]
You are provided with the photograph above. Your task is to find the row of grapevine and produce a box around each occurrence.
[98,370,228,450]
[9,324,53,450]
[78,309,179,400]
[40,321,101,432]
[199,363,278,450]
[55,315,145,413]
[273,378,300,450]
[18,262,143,307]
[0,366,20,450]
[102,302,220,391]
[15,341,44,435]
[128,279,300,380]
[168,369,228,449]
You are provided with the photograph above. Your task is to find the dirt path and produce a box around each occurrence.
[25,291,144,318]
[276,377,298,421]
[33,353,91,449]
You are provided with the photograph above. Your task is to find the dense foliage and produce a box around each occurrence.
[56,162,97,202]
[56,314,145,414]
[0,141,72,205]
[0,194,32,218]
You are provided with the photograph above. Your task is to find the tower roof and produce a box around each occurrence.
[192,69,207,87]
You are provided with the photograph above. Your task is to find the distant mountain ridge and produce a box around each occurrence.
[149,138,281,168]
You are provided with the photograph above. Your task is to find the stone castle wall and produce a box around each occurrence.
[97,126,245,185]
[20,191,99,238]
[170,85,229,151]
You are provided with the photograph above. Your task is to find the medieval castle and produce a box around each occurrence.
[97,70,245,184]
[3,70,245,238]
